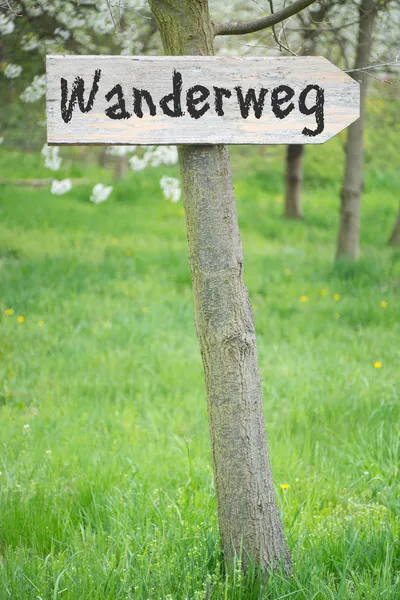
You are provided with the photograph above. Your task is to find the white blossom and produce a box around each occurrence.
[41,145,62,172]
[145,146,178,167]
[160,176,181,203]
[0,137,4,145]
[90,184,113,204]
[91,11,115,35]
[129,146,178,172]
[54,28,70,41]
[107,145,136,157]
[26,4,44,17]
[20,74,46,103]
[0,14,15,35]
[4,64,23,80]
[51,179,72,195]
[21,36,40,52]
[129,155,148,172]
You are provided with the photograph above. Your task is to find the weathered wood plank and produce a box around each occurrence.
[46,56,359,146]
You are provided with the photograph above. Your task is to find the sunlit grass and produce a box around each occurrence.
[0,143,399,599]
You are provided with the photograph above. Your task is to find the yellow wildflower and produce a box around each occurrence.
[299,296,309,303]
[280,484,290,490]
[380,300,387,308]
[374,361,382,369]
[333,294,340,301]
[5,308,14,316]
[284,268,292,276]
[17,316,25,323]
[111,237,118,245]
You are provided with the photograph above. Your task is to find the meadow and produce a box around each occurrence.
[0,124,399,598]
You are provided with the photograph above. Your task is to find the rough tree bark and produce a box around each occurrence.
[285,144,304,219]
[336,0,377,260]
[148,0,291,572]
[388,209,400,246]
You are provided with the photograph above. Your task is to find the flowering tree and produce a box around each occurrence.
[1,0,185,202]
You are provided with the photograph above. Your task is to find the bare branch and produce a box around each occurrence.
[214,0,318,37]
[344,61,400,73]
[105,0,117,32]
[268,0,298,55]
[2,0,21,16]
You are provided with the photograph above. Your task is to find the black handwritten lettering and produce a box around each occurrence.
[132,88,157,118]
[159,70,184,117]
[213,86,232,116]
[61,69,101,124]
[186,85,210,119]
[235,86,268,119]
[105,84,131,120]
[271,85,295,119]
[298,84,325,137]
[61,66,328,136]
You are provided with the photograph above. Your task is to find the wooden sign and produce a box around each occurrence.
[46,56,359,146]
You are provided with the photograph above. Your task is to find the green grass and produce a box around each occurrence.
[0,138,399,599]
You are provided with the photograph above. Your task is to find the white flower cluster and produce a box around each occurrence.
[26,3,44,17]
[129,146,178,172]
[41,145,62,171]
[90,184,113,204]
[160,176,181,203]
[20,74,46,103]
[21,35,40,52]
[51,179,72,195]
[129,155,147,172]
[90,7,115,35]
[3,64,23,80]
[56,2,86,29]
[54,28,71,41]
[147,146,178,167]
[117,22,145,56]
[0,14,15,35]
[107,145,136,157]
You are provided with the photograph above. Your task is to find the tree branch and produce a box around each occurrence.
[214,0,318,37]
[344,61,400,73]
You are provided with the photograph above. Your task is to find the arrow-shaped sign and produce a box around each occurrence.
[46,55,359,146]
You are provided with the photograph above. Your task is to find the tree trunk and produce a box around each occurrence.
[336,0,377,260]
[285,145,304,220]
[98,148,108,168]
[282,3,329,221]
[114,155,128,181]
[148,0,291,573]
[389,209,400,246]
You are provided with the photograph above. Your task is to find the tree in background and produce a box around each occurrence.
[0,0,159,148]
[277,0,399,248]
[284,2,330,220]
[336,0,378,260]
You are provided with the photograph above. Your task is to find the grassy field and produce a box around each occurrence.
[0,136,399,599]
